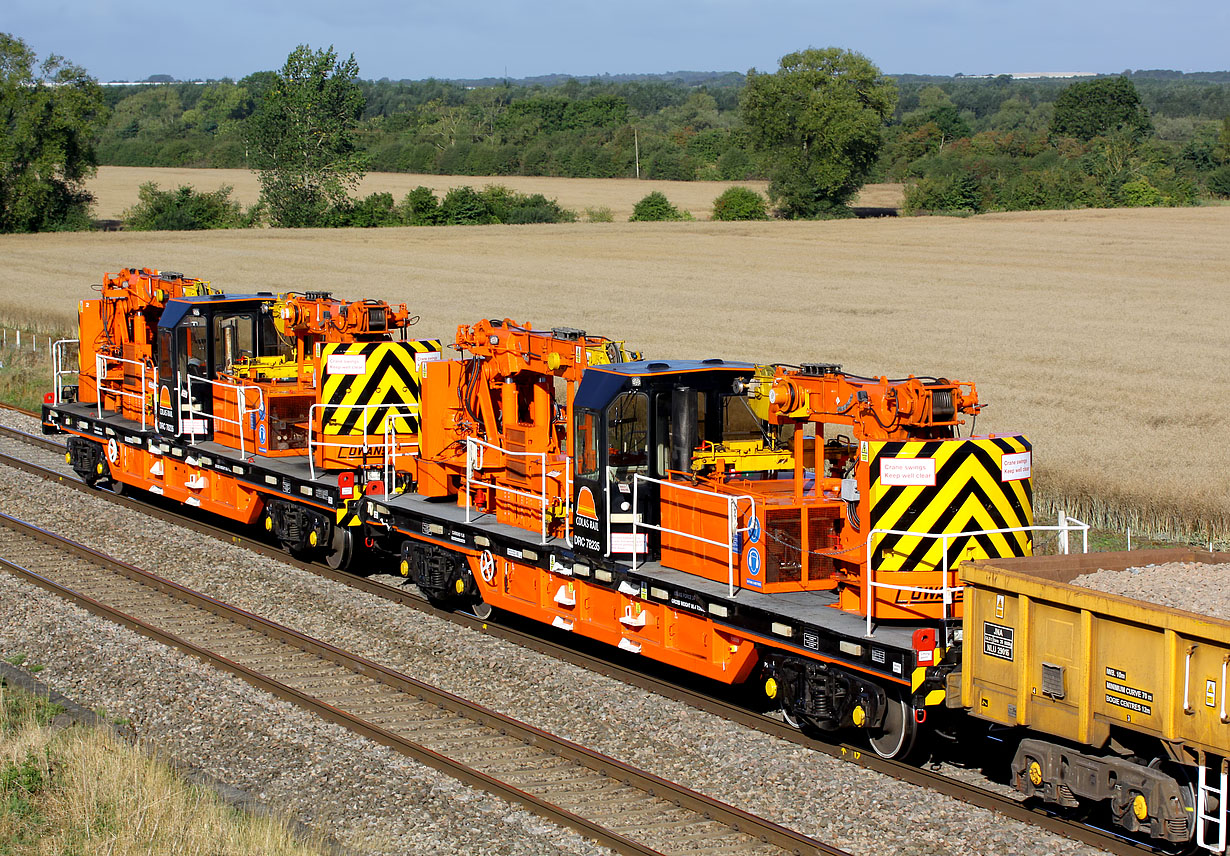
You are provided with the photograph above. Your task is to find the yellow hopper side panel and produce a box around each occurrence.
[961,550,1230,756]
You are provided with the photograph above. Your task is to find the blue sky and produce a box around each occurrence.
[5,0,1227,82]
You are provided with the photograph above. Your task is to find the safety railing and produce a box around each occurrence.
[863,513,1090,637]
[95,353,155,430]
[51,339,79,405]
[382,416,422,501]
[306,402,420,480]
[182,375,265,456]
[464,437,568,547]
[630,475,756,598]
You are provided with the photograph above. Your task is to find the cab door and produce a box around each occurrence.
[572,391,656,558]
[173,317,213,441]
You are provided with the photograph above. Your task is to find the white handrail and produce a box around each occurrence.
[51,339,79,405]
[95,353,154,430]
[182,374,264,455]
[563,455,572,548]
[464,436,560,546]
[307,402,420,480]
[382,418,422,501]
[630,474,755,598]
[862,515,1090,637]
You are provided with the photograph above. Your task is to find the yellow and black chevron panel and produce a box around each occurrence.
[867,435,1033,573]
[320,340,442,436]
[337,499,362,527]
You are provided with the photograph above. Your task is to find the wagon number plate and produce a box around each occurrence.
[983,622,1014,661]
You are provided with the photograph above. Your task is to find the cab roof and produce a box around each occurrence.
[574,359,755,411]
[158,294,274,329]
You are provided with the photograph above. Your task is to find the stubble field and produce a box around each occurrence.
[3,168,1227,541]
[86,166,906,222]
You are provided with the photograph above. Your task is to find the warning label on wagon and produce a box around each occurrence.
[326,353,366,375]
[1106,680,1153,704]
[1106,694,1152,716]
[1000,451,1032,482]
[983,622,1014,661]
[880,457,936,486]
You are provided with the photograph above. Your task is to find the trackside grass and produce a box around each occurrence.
[0,310,74,413]
[0,681,326,856]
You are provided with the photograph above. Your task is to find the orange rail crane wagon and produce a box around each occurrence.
[364,347,1050,759]
[45,267,1085,764]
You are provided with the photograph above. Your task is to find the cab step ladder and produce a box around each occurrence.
[1198,759,1228,852]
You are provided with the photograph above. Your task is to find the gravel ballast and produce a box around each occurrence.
[1071,562,1230,619]
[0,412,1099,855]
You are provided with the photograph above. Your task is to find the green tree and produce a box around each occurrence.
[399,186,442,225]
[245,45,368,227]
[1049,76,1153,142]
[122,182,247,230]
[0,33,106,232]
[439,186,494,225]
[629,191,689,221]
[1208,165,1230,198]
[711,186,769,220]
[740,48,897,218]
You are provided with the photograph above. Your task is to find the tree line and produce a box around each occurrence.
[3,31,1229,232]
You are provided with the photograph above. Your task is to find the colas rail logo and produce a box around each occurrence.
[575,485,599,532]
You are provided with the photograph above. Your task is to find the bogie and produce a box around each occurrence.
[399,540,474,607]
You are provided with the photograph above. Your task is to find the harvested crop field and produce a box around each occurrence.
[85,166,905,222]
[2,172,1227,541]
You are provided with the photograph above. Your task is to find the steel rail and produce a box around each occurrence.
[0,419,1157,855]
[0,509,847,856]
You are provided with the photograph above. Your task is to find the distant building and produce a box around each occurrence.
[954,72,1098,80]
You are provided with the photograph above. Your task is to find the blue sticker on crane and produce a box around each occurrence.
[748,516,761,544]
[258,424,267,445]
[747,547,761,576]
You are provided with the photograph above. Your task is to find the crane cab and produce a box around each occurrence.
[569,359,763,559]
[154,295,291,447]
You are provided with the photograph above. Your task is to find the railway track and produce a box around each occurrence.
[0,510,845,856]
[0,414,1156,855]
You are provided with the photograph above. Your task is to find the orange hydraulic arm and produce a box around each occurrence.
[456,318,626,384]
[223,292,418,388]
[273,292,415,343]
[751,363,981,440]
[78,268,218,410]
[453,318,636,448]
[87,267,217,359]
[416,318,638,535]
